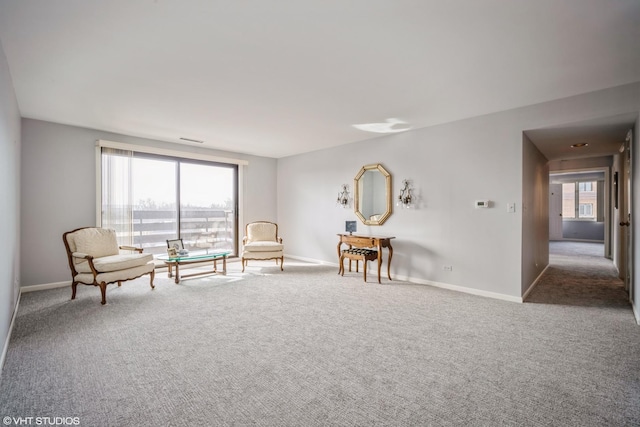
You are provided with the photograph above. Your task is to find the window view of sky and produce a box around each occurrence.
[131,158,234,209]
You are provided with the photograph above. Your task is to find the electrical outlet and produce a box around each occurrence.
[443,265,453,271]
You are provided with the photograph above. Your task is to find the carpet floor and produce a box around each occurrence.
[1,247,639,426]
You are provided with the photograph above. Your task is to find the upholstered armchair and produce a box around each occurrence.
[241,221,284,272]
[63,227,156,305]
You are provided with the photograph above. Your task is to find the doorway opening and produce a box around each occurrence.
[549,169,608,257]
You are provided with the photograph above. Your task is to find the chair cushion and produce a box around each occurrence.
[243,241,284,252]
[241,251,283,260]
[75,253,154,273]
[75,262,155,285]
[247,223,278,242]
[71,228,119,262]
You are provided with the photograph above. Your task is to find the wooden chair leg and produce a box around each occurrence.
[99,282,107,305]
[71,282,78,300]
[280,257,284,271]
[149,269,155,289]
[363,259,367,282]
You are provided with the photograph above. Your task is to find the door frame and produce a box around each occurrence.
[622,130,633,295]
[548,167,611,257]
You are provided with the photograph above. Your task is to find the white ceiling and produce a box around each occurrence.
[1,0,639,158]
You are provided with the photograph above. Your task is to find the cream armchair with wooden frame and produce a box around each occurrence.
[241,221,284,272]
[63,227,156,305]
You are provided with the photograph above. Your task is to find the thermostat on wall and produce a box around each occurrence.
[475,200,490,208]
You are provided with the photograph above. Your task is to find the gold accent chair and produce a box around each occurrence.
[63,227,156,305]
[241,221,284,272]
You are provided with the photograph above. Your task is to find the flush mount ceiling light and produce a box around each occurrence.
[571,143,588,148]
[353,118,411,134]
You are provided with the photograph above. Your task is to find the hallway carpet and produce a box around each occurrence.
[528,241,630,308]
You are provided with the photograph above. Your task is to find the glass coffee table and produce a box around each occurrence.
[157,251,231,284]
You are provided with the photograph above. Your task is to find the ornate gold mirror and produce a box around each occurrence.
[354,163,392,225]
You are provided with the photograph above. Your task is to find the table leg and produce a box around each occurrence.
[222,255,227,275]
[174,264,180,284]
[387,244,393,280]
[377,242,382,284]
[167,264,173,278]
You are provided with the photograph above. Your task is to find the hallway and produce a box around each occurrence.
[526,241,631,310]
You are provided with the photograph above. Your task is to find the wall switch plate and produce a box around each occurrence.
[443,265,453,271]
[475,200,490,208]
[507,203,516,213]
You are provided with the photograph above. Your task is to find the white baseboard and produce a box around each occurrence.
[20,281,70,293]
[632,299,640,325]
[0,292,21,379]
[15,257,549,306]
[395,273,523,303]
[288,255,523,303]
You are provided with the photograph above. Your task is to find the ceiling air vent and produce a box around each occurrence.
[179,137,204,143]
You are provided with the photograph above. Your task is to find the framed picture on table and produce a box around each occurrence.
[166,239,184,251]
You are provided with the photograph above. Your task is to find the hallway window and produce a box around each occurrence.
[562,181,597,220]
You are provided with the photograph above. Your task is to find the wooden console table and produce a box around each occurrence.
[337,234,395,283]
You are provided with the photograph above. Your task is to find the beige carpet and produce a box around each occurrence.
[0,252,638,426]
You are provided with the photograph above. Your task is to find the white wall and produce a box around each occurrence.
[278,82,640,300]
[21,119,278,287]
[0,41,21,368]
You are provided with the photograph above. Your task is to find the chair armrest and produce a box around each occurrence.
[278,237,283,243]
[120,245,143,253]
[71,252,99,276]
[72,252,92,260]
[242,237,248,244]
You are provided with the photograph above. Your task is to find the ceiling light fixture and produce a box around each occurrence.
[570,143,588,148]
[353,118,411,134]
[179,137,204,144]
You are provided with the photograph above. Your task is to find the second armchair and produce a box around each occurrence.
[241,221,284,272]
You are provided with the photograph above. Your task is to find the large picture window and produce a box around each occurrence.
[100,145,239,256]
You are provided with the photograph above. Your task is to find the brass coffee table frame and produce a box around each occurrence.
[159,252,230,284]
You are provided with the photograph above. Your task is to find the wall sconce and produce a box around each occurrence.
[336,184,351,208]
[397,179,414,209]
